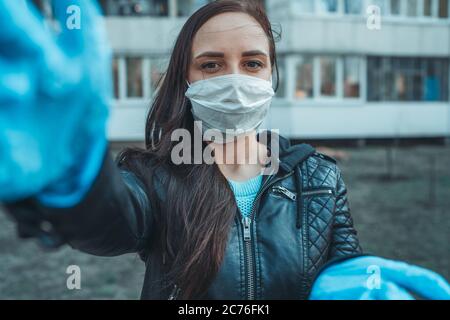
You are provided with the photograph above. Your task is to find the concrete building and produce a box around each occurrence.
[98,0,450,141]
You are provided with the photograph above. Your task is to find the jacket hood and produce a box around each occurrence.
[256,130,316,174]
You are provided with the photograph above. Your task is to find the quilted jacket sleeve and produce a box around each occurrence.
[329,165,362,258]
[3,149,156,257]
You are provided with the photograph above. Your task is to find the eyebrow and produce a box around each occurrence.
[194,50,268,59]
[242,50,268,57]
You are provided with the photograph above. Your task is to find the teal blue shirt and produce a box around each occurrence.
[227,174,263,218]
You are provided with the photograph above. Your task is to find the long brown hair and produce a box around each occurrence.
[117,0,280,299]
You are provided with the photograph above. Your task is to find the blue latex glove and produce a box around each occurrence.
[0,0,111,207]
[309,256,450,300]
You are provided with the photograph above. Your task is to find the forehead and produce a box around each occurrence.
[192,12,269,55]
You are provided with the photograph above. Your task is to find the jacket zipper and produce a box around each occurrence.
[241,216,254,300]
[166,170,300,301]
[298,186,335,297]
[168,284,180,300]
[271,185,297,201]
[241,170,294,300]
[299,168,310,299]
[271,186,333,201]
[301,188,334,196]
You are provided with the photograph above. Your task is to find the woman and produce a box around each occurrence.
[1,0,448,300]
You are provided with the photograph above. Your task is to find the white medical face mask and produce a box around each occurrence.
[185,73,275,144]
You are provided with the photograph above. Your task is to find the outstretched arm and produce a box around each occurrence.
[0,1,157,256]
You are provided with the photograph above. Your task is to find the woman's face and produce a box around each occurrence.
[188,12,272,84]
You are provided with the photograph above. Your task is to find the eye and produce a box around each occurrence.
[201,62,221,73]
[244,60,264,71]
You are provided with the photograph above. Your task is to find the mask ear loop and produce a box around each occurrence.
[186,80,191,88]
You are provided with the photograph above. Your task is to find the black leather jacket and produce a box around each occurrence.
[4,132,362,300]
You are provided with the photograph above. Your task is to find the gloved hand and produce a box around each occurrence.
[0,0,111,207]
[309,256,450,300]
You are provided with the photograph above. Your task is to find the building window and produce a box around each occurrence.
[113,56,168,102]
[126,57,143,98]
[344,0,363,14]
[424,0,433,16]
[343,57,361,98]
[149,58,168,95]
[99,0,169,17]
[368,57,449,102]
[388,0,449,19]
[295,56,314,99]
[317,0,339,13]
[390,0,402,15]
[424,59,449,101]
[369,0,388,15]
[293,55,364,102]
[319,56,337,97]
[439,0,449,18]
[288,0,449,19]
[112,58,120,99]
[406,0,418,16]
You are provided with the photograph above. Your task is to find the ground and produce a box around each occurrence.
[0,144,449,299]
